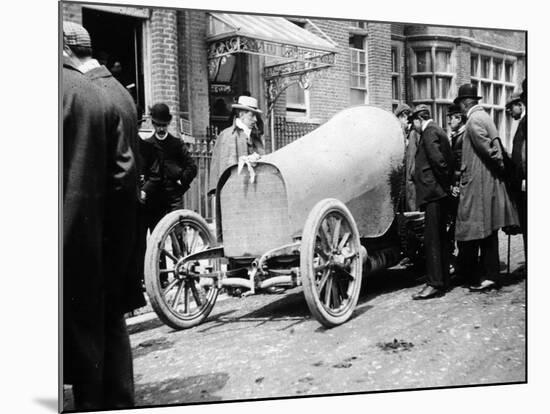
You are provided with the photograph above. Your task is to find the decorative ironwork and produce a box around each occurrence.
[208,35,335,63]
[266,70,324,112]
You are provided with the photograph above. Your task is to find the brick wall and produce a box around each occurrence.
[183,11,210,138]
[307,19,351,123]
[367,23,392,111]
[150,9,180,136]
[455,42,472,88]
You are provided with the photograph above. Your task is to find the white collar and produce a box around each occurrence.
[421,119,433,131]
[78,58,101,74]
[235,118,251,139]
[155,132,168,141]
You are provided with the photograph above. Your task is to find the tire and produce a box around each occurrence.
[301,199,363,327]
[144,209,219,329]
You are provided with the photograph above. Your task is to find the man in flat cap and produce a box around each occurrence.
[62,21,139,410]
[208,95,265,195]
[453,84,519,292]
[394,103,418,212]
[63,20,145,310]
[509,82,527,257]
[410,104,453,299]
[446,103,467,279]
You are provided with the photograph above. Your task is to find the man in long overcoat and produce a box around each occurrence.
[509,83,527,257]
[63,22,139,410]
[454,84,519,291]
[208,95,265,195]
[64,22,145,316]
[410,104,453,300]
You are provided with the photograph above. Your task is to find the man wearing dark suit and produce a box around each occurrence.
[410,104,453,299]
[63,21,139,409]
[139,103,197,228]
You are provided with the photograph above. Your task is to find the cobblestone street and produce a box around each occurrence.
[63,232,526,410]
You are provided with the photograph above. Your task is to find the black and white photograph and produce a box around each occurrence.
[57,0,532,411]
[8,0,546,412]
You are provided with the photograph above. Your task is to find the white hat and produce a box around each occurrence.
[232,96,262,114]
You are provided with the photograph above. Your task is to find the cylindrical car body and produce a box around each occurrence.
[217,105,404,258]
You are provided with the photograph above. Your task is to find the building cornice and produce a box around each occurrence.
[403,34,525,57]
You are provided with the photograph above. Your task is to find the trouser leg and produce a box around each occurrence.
[458,240,480,285]
[424,199,450,289]
[103,312,135,408]
[479,231,500,282]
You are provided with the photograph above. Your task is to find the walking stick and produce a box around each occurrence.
[507,233,511,276]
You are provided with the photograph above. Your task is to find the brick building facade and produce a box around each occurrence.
[61,2,525,150]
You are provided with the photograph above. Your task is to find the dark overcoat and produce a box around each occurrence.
[63,58,137,383]
[511,115,527,194]
[413,121,453,208]
[85,64,145,313]
[140,133,197,198]
[208,123,265,194]
[455,106,519,241]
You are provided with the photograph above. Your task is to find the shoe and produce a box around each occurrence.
[412,284,445,300]
[468,279,497,292]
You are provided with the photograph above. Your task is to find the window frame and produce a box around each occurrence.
[470,49,518,144]
[349,34,368,105]
[409,42,456,128]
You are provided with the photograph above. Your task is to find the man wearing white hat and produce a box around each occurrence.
[208,95,265,194]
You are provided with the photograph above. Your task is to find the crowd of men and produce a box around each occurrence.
[62,19,527,411]
[395,81,527,300]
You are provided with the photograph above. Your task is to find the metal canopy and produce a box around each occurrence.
[206,13,338,109]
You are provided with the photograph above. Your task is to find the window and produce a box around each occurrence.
[391,47,401,103]
[350,35,367,105]
[410,47,454,128]
[471,53,518,144]
[285,82,307,117]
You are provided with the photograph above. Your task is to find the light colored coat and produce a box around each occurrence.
[455,105,519,241]
[208,123,264,194]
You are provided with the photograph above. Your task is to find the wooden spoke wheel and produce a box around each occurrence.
[301,199,363,327]
[144,210,219,329]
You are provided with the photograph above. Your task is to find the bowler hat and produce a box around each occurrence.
[447,103,463,116]
[394,103,411,117]
[410,104,431,119]
[232,96,262,114]
[63,21,92,48]
[150,103,172,125]
[505,91,522,109]
[453,84,482,104]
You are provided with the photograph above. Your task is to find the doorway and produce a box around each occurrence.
[82,8,146,119]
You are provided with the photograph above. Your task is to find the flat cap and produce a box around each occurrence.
[409,104,431,119]
[63,21,92,48]
[394,103,411,117]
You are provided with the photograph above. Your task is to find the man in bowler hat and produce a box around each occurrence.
[410,104,453,299]
[139,103,197,234]
[453,84,519,291]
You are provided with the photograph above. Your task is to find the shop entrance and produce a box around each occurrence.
[83,8,146,119]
